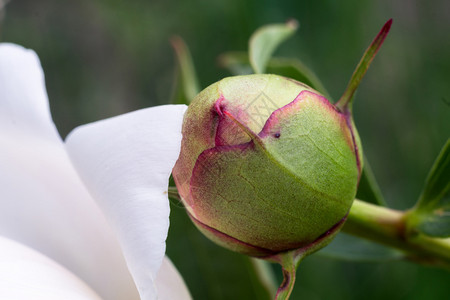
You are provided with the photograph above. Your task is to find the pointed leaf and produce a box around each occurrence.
[249,20,298,74]
[171,36,201,104]
[417,139,450,208]
[336,19,392,113]
[409,139,450,237]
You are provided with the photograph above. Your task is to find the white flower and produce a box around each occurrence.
[0,43,191,300]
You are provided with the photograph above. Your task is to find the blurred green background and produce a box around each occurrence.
[2,0,449,299]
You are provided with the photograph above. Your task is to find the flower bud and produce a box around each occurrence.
[173,74,361,257]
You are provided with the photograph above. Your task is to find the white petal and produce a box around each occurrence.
[65,104,188,300]
[155,257,192,300]
[0,43,139,299]
[0,236,101,300]
[0,43,57,140]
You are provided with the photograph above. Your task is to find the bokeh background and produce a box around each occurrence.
[1,0,449,299]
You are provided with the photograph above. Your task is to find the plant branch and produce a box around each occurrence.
[169,184,450,268]
[344,199,450,268]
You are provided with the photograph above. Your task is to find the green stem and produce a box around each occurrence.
[272,251,304,300]
[170,184,450,268]
[266,216,347,299]
[276,264,296,299]
[344,199,450,268]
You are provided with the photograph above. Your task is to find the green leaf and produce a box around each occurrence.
[356,156,386,206]
[265,57,331,100]
[414,200,450,237]
[218,51,254,76]
[318,232,404,262]
[219,52,330,99]
[170,36,201,104]
[335,19,392,113]
[249,20,298,74]
[409,139,450,237]
[166,199,274,299]
[417,139,450,209]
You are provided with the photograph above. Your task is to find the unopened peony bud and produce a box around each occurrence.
[173,74,362,257]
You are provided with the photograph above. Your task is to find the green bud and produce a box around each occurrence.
[173,74,362,257]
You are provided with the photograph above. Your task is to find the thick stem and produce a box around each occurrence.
[344,199,450,268]
[170,184,450,271]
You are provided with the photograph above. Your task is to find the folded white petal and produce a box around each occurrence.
[66,104,188,300]
[155,257,192,300]
[0,43,139,299]
[0,43,57,141]
[0,236,102,300]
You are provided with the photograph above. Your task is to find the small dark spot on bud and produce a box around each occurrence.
[274,132,281,138]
